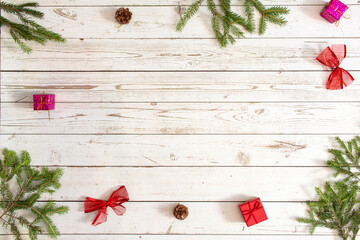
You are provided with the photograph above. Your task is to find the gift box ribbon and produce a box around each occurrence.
[242,200,263,224]
[316,44,354,90]
[34,92,54,121]
[329,2,348,16]
[36,93,53,111]
[329,2,351,26]
[84,186,129,226]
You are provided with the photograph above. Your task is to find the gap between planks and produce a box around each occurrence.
[2,71,360,103]
[3,38,360,71]
[2,102,360,134]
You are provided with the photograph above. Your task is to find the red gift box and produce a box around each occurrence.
[239,198,268,227]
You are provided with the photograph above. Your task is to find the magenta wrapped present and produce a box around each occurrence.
[33,94,55,110]
[320,0,349,24]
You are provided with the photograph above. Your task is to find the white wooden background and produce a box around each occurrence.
[1,0,360,239]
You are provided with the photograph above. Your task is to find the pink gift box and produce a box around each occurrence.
[33,94,55,110]
[320,0,349,23]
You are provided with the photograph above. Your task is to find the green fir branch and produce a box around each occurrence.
[0,1,65,53]
[0,2,43,18]
[176,0,204,31]
[176,0,289,47]
[258,12,266,35]
[244,0,255,32]
[297,137,360,240]
[0,149,69,240]
[212,16,223,45]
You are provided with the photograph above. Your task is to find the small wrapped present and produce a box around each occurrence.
[320,0,349,24]
[239,198,268,227]
[33,94,55,110]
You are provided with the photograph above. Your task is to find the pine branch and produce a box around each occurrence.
[246,0,289,35]
[0,149,69,240]
[248,0,265,13]
[176,0,289,47]
[0,2,43,18]
[244,0,255,32]
[176,0,204,31]
[212,16,223,46]
[0,1,65,53]
[328,137,360,183]
[258,12,266,35]
[9,222,21,240]
[298,137,360,240]
[264,7,289,26]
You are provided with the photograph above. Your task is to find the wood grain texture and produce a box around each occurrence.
[2,103,360,134]
[0,236,340,240]
[1,134,346,167]
[36,167,331,201]
[3,38,359,71]
[11,0,360,6]
[2,1,358,239]
[2,72,360,103]
[0,202,336,235]
[1,6,359,39]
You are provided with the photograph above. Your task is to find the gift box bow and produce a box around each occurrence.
[316,44,354,90]
[84,186,129,226]
[242,200,264,224]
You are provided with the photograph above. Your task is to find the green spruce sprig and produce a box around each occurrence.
[0,149,69,240]
[0,1,65,53]
[176,0,289,47]
[297,137,360,240]
[328,136,360,184]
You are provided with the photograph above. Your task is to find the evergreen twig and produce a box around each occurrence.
[0,149,69,240]
[176,0,289,47]
[0,1,65,53]
[297,137,360,240]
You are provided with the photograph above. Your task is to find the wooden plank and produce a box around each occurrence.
[31,167,331,201]
[3,39,359,71]
[0,236,339,240]
[1,6,359,39]
[2,72,360,103]
[2,103,360,134]
[1,134,346,167]
[11,0,360,6]
[0,202,335,235]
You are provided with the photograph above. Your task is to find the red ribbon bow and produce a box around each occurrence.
[84,186,129,226]
[316,44,354,90]
[242,200,263,224]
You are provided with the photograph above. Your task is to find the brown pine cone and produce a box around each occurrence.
[115,8,132,24]
[173,204,189,220]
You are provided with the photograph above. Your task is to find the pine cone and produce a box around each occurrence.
[115,8,132,24]
[173,204,189,220]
